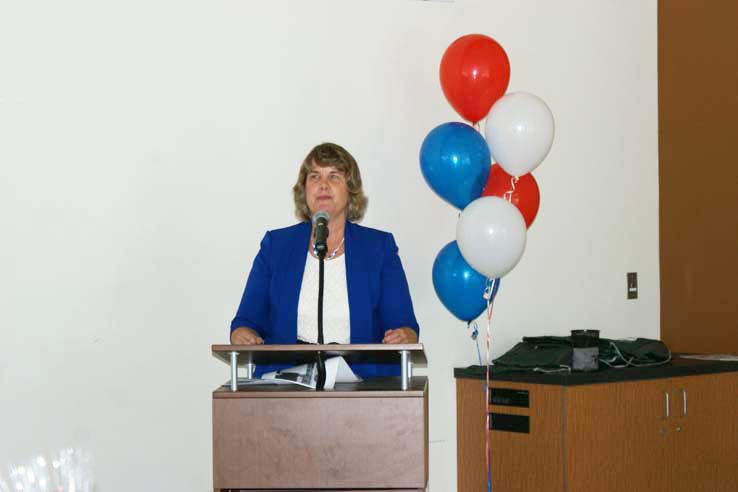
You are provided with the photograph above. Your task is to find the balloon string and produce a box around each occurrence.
[482,278,497,492]
[470,321,482,365]
[503,176,518,203]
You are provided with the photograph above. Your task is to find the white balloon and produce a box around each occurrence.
[456,196,527,278]
[485,92,555,176]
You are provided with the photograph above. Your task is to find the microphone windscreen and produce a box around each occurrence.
[312,211,330,224]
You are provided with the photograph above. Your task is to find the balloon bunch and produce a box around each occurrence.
[422,34,555,323]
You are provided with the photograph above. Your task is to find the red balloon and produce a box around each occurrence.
[482,164,540,228]
[440,34,510,124]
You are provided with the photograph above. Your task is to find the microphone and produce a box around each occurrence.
[312,211,330,259]
[311,210,330,390]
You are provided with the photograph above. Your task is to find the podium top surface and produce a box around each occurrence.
[211,343,427,366]
[213,375,428,397]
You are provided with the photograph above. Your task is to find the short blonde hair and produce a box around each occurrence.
[293,143,368,222]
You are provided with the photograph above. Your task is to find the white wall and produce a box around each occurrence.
[0,0,658,490]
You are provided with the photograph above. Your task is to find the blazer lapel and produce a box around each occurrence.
[345,221,372,343]
[280,221,312,341]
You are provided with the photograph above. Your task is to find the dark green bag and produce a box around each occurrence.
[492,336,671,373]
[493,337,573,372]
[599,337,671,367]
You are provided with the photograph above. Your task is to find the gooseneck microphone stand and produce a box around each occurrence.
[315,239,328,391]
[312,211,330,391]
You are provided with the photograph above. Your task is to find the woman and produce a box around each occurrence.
[230,143,419,377]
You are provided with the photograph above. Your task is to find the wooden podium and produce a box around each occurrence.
[211,344,428,492]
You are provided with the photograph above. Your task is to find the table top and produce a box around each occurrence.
[454,355,738,386]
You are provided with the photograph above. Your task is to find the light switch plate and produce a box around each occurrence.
[627,272,638,299]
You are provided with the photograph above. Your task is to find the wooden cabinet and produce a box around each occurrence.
[566,378,672,492]
[457,378,567,492]
[456,367,738,492]
[669,373,738,492]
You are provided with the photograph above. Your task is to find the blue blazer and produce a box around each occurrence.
[231,221,419,377]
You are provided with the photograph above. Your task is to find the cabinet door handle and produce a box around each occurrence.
[681,389,687,417]
[665,391,670,419]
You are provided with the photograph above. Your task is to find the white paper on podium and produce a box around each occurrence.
[261,356,362,389]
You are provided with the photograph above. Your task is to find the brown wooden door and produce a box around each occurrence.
[659,0,738,354]
[566,379,673,492]
[669,373,738,492]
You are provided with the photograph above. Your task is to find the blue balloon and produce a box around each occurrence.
[420,122,491,209]
[433,241,498,322]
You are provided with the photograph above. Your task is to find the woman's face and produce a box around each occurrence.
[305,163,350,221]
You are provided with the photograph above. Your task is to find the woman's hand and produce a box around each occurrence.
[382,327,418,344]
[231,327,264,345]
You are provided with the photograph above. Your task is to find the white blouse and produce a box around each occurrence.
[296,252,351,344]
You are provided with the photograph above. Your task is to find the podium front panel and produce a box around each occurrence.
[213,380,428,490]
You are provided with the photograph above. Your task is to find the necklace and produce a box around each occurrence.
[313,237,344,260]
